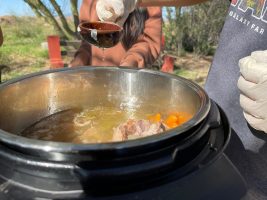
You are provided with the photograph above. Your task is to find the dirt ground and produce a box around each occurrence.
[173,54,212,87]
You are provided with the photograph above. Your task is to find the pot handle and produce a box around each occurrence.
[205,100,221,129]
[75,151,182,192]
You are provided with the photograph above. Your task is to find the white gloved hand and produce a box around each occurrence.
[237,50,267,133]
[96,0,139,27]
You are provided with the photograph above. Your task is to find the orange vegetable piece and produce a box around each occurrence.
[164,114,177,128]
[165,114,177,123]
[148,113,161,123]
[164,112,193,128]
[168,122,178,128]
[177,112,192,125]
[148,112,193,129]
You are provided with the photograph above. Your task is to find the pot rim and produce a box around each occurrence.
[0,66,211,153]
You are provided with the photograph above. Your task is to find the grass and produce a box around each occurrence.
[171,53,211,87]
[174,68,207,87]
[0,16,56,81]
[174,68,198,80]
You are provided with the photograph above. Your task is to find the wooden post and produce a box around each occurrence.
[161,35,174,73]
[161,55,174,73]
[47,35,64,69]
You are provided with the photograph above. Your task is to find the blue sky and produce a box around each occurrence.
[0,0,82,16]
[0,0,168,19]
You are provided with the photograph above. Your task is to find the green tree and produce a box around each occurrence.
[24,0,79,39]
[163,0,230,56]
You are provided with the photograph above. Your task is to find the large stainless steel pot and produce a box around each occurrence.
[0,67,234,200]
[0,67,210,153]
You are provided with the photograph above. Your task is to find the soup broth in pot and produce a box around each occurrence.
[21,106,192,144]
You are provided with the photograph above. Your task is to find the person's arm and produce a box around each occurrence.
[120,7,162,68]
[138,0,209,7]
[0,26,3,47]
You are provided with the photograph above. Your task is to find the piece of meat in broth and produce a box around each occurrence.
[113,119,165,142]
